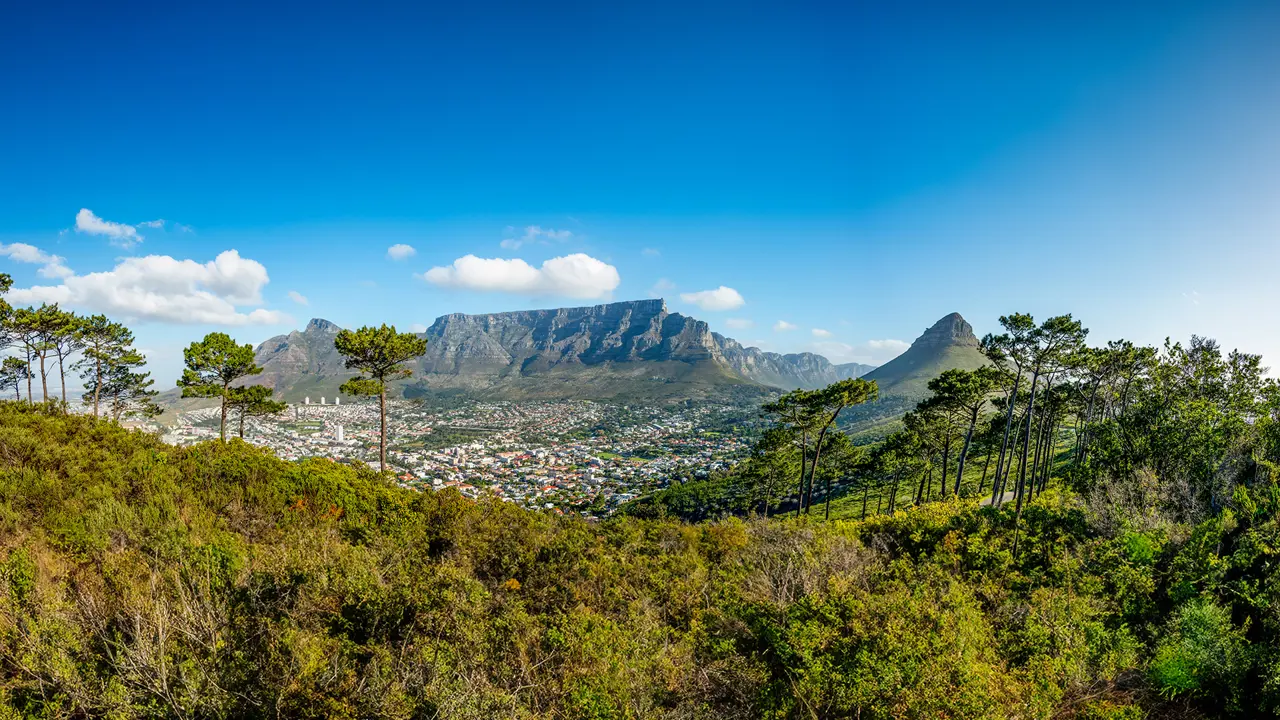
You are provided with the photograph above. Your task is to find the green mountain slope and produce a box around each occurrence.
[846,312,989,436]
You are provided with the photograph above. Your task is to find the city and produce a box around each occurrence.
[159,398,757,517]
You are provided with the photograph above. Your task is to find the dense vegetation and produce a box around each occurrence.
[5,280,1280,718]
[0,400,1277,718]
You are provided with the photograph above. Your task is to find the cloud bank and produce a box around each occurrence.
[5,249,289,325]
[422,253,620,299]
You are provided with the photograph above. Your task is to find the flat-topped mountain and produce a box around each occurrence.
[247,299,881,401]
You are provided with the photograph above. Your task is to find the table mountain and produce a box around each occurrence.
[245,299,878,402]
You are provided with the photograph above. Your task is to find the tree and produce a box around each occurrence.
[982,314,1035,506]
[75,315,136,418]
[92,363,162,422]
[925,366,1002,497]
[177,333,264,442]
[226,385,287,438]
[743,427,800,516]
[800,378,877,516]
[26,304,63,402]
[1010,314,1088,556]
[0,357,30,401]
[334,325,428,472]
[45,308,84,407]
[762,389,820,517]
[7,306,48,402]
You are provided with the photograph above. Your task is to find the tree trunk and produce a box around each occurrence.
[39,352,48,401]
[956,407,978,496]
[807,425,832,515]
[795,428,809,519]
[1011,372,1040,557]
[380,385,388,472]
[93,355,102,417]
[56,349,68,407]
[979,447,993,496]
[1028,410,1047,504]
[1014,372,1040,515]
[219,382,229,442]
[239,412,246,439]
[861,482,869,520]
[1041,419,1060,492]
[940,434,951,498]
[991,373,1022,506]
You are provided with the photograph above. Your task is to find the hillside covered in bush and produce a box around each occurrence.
[0,403,1278,719]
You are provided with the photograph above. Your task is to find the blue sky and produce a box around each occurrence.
[2,0,1279,385]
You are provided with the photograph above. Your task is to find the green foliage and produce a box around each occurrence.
[178,332,264,441]
[2,403,1278,718]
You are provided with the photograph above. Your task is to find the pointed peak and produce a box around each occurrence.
[915,313,978,348]
[306,318,341,333]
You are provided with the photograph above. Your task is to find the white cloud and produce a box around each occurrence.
[867,339,910,354]
[4,249,290,326]
[642,247,661,257]
[811,338,909,365]
[680,286,745,312]
[501,225,573,250]
[422,253,620,299]
[812,328,832,338]
[408,323,428,333]
[288,290,309,306]
[774,320,797,332]
[138,219,165,229]
[386,244,417,261]
[648,278,676,298]
[725,318,754,330]
[0,242,73,279]
[75,208,143,249]
[174,223,194,233]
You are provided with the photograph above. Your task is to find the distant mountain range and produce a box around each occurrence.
[244,299,985,415]
[251,299,876,402]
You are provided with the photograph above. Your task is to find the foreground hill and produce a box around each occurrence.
[0,403,1270,718]
[249,299,877,402]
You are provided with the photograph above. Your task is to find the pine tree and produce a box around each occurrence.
[334,325,428,472]
[177,333,264,441]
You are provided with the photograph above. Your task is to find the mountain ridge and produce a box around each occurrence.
[248,299,883,401]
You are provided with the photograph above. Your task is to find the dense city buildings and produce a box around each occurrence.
[161,399,754,516]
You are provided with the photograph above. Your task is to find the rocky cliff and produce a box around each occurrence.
[248,300,884,401]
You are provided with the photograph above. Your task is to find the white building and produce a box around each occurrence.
[336,423,344,442]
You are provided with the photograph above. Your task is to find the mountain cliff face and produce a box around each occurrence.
[712,334,873,389]
[248,300,883,401]
[421,299,724,375]
[253,318,351,394]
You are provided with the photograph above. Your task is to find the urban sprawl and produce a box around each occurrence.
[159,399,753,517]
